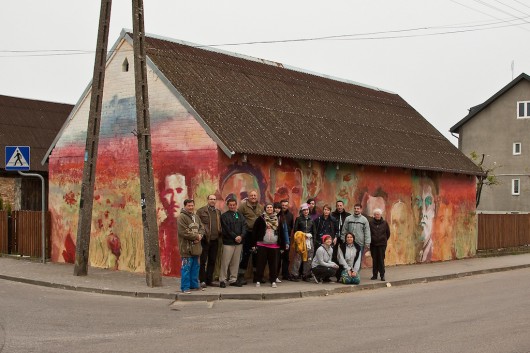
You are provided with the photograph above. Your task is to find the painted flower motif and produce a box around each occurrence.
[63,191,77,206]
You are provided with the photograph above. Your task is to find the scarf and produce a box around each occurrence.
[262,212,278,231]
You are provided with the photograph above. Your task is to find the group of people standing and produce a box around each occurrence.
[176,191,390,294]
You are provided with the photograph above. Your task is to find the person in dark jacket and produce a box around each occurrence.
[313,204,339,250]
[252,203,286,288]
[369,208,391,281]
[278,199,294,280]
[332,200,351,236]
[219,198,247,288]
[196,194,222,288]
[307,198,319,222]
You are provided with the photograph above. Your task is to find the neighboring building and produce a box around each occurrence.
[450,73,530,213]
[0,95,73,211]
[46,30,481,276]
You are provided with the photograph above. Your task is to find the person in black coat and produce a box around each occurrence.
[252,203,286,287]
[369,208,391,281]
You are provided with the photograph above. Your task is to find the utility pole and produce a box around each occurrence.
[132,0,162,287]
[74,0,112,276]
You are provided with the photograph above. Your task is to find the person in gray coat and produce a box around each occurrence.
[341,203,371,259]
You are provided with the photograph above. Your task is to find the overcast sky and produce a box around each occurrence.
[2,1,529,145]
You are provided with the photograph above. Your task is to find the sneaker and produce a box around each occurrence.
[182,290,191,294]
[219,281,226,288]
[200,282,207,289]
[311,273,320,284]
[256,282,261,287]
[276,277,282,283]
[230,281,243,287]
[271,282,277,288]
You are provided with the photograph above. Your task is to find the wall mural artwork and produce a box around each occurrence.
[50,135,477,276]
[48,84,476,277]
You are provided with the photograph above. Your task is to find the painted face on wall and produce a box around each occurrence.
[161,173,188,218]
[418,184,435,242]
[306,167,323,198]
[433,202,454,261]
[362,193,386,217]
[272,169,303,211]
[336,172,357,208]
[389,200,415,265]
[414,180,437,262]
[221,172,259,203]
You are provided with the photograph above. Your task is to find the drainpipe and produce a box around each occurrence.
[18,171,45,264]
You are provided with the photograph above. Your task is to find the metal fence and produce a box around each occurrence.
[478,213,530,250]
[0,211,50,258]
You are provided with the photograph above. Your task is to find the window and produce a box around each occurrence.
[122,58,129,72]
[517,101,530,118]
[512,179,520,195]
[513,142,521,155]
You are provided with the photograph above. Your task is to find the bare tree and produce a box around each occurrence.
[470,151,499,208]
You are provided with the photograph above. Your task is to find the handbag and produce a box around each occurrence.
[340,269,360,285]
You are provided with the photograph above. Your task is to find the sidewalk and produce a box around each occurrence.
[1,254,529,301]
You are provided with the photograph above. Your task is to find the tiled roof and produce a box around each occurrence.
[135,32,482,175]
[0,95,73,173]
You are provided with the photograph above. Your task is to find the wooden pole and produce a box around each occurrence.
[132,0,162,287]
[74,0,112,276]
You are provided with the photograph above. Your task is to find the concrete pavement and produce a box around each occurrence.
[1,253,529,301]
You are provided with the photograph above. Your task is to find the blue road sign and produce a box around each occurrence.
[5,146,30,171]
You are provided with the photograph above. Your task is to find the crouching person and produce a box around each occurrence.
[311,234,339,283]
[337,232,361,285]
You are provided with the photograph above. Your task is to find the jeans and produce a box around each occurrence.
[181,256,200,292]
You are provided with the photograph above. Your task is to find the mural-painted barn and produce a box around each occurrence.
[45,30,482,276]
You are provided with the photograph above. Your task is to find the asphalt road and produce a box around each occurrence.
[1,268,529,353]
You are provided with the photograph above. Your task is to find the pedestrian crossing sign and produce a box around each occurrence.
[5,146,30,171]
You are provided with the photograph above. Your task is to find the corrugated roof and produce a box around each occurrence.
[0,95,73,173]
[450,73,530,133]
[131,32,482,175]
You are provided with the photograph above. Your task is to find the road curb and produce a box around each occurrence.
[2,263,530,301]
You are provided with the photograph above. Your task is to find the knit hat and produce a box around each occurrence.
[300,203,309,211]
[321,234,332,242]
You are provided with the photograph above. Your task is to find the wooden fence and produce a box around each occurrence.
[0,211,8,254]
[3,211,528,257]
[0,211,50,258]
[478,213,530,250]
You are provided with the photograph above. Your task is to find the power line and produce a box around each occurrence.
[1,14,528,57]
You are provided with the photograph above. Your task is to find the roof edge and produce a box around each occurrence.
[122,29,396,95]
[450,72,530,133]
[231,150,484,176]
